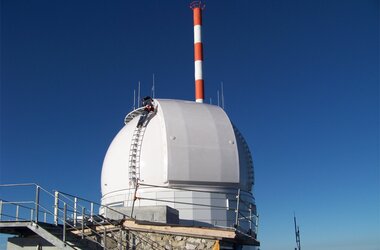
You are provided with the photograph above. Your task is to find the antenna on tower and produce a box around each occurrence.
[294,214,301,250]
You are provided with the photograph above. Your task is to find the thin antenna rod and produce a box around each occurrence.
[221,81,225,109]
[133,89,136,110]
[138,81,141,107]
[152,73,155,98]
[294,214,301,250]
[217,90,220,107]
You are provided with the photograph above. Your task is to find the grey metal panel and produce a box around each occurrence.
[158,100,239,185]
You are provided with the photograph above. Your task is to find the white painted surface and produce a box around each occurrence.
[194,25,202,43]
[159,100,239,184]
[101,99,256,233]
[194,61,203,80]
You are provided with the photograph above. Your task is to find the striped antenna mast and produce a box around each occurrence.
[190,1,205,103]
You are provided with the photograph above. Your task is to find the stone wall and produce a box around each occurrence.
[130,232,218,250]
[105,230,222,250]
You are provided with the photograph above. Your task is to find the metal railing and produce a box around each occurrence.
[101,181,259,236]
[0,183,165,250]
[1,182,259,248]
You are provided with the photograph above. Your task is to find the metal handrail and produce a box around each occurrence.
[57,191,130,220]
[56,191,163,249]
[1,182,258,247]
[0,183,37,188]
[136,196,229,209]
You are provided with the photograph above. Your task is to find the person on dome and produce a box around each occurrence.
[137,96,154,127]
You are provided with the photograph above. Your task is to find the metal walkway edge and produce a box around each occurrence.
[0,221,75,249]
[124,107,145,125]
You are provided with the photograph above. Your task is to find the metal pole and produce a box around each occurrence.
[221,81,225,109]
[0,200,2,221]
[138,81,141,107]
[133,89,136,110]
[54,191,59,225]
[249,204,252,232]
[35,185,40,223]
[235,188,240,227]
[81,207,85,239]
[44,212,47,223]
[30,209,33,221]
[152,73,155,98]
[16,205,19,221]
[256,213,259,237]
[103,227,107,250]
[63,203,67,243]
[73,197,77,227]
[118,229,123,250]
[130,181,139,218]
[217,90,220,107]
[90,202,94,221]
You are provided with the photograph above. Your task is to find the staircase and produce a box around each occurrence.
[0,221,104,249]
[0,184,133,250]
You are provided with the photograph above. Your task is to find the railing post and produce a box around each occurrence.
[15,205,19,221]
[0,200,2,221]
[90,202,94,221]
[249,204,252,232]
[54,191,59,225]
[73,197,77,227]
[118,229,123,250]
[256,213,259,236]
[44,212,47,223]
[235,188,240,228]
[35,185,40,223]
[130,181,139,218]
[30,209,34,221]
[63,203,67,243]
[81,207,85,239]
[103,227,107,250]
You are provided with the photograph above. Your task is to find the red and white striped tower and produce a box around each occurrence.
[190,1,205,103]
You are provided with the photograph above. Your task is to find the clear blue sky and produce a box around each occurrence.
[1,1,379,249]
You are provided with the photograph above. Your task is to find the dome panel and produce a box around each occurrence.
[158,100,239,185]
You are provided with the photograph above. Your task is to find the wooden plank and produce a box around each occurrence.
[121,220,236,239]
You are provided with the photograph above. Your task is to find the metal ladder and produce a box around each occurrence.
[128,125,147,186]
[124,104,156,187]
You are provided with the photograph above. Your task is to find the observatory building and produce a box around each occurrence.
[0,2,259,249]
[101,0,258,239]
[101,99,257,233]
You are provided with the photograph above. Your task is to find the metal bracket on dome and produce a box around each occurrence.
[124,107,145,125]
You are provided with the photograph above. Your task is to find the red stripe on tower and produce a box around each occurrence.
[190,1,205,103]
